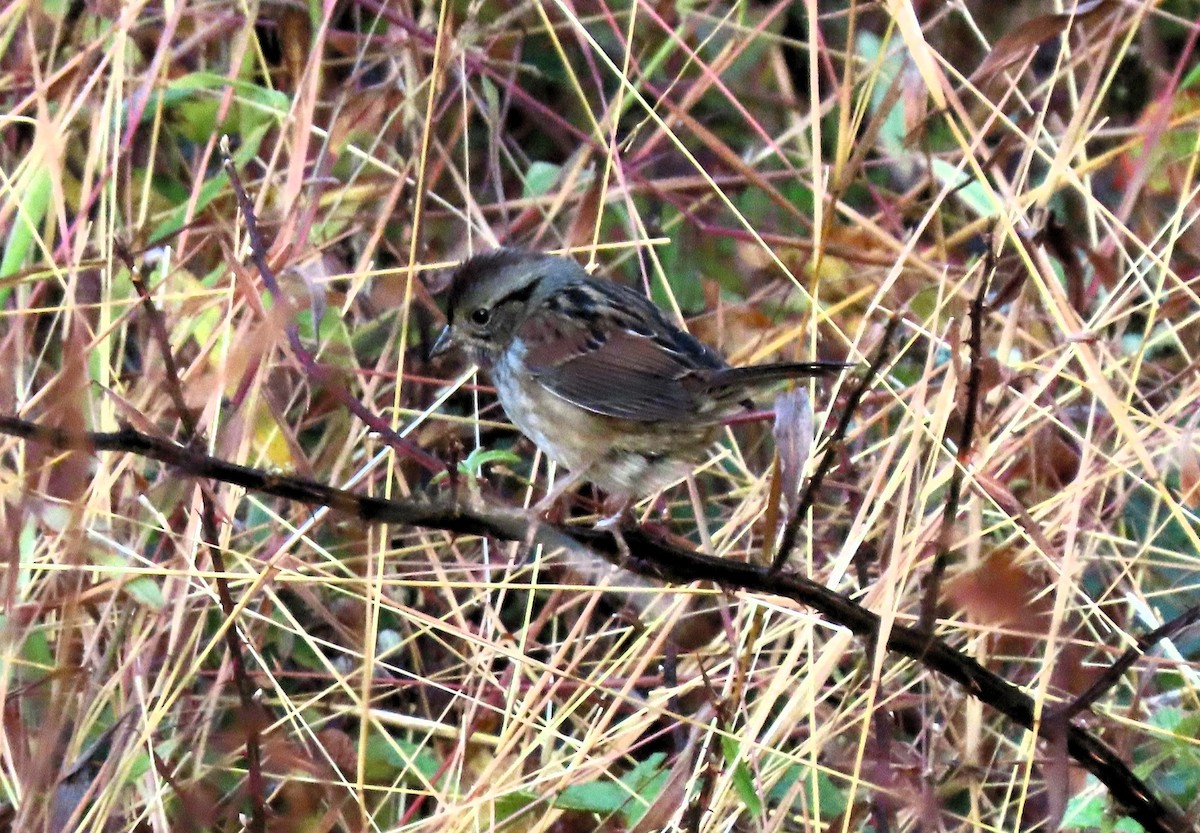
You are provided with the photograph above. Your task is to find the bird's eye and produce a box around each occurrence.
[470,308,491,325]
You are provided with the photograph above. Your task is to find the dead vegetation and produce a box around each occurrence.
[1,1,1199,831]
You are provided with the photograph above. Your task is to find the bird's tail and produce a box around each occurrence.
[706,361,851,392]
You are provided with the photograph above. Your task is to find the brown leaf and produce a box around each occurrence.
[565,175,604,253]
[164,779,221,832]
[1006,426,1081,493]
[28,322,92,509]
[279,252,334,328]
[956,356,1005,414]
[315,729,356,777]
[972,1,1117,87]
[943,548,1039,627]
[689,304,776,358]
[1039,214,1088,313]
[277,9,312,94]
[1082,246,1120,293]
[327,87,406,158]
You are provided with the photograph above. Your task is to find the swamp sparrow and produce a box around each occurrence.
[431,248,845,508]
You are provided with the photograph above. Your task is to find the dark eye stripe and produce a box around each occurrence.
[495,278,541,309]
[448,277,541,324]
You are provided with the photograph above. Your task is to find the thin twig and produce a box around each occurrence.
[113,243,268,832]
[1049,604,1200,722]
[220,140,444,474]
[770,314,902,573]
[114,244,197,441]
[919,254,993,635]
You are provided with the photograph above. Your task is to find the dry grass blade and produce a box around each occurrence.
[1,2,1197,832]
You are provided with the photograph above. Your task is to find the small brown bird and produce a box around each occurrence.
[431,248,844,509]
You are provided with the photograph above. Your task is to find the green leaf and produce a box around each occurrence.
[90,550,165,610]
[362,733,442,784]
[481,76,501,116]
[1181,61,1200,91]
[767,764,849,818]
[494,790,539,823]
[1063,791,1145,832]
[929,157,996,219]
[461,447,522,475]
[0,166,52,305]
[556,779,628,814]
[166,71,291,117]
[722,737,763,815]
[554,753,668,821]
[652,233,706,312]
[856,31,908,158]
[522,161,562,199]
[619,753,670,827]
[431,447,523,484]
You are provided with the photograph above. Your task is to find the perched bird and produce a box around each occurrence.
[431,248,844,510]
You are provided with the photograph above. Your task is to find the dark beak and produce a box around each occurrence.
[430,325,455,359]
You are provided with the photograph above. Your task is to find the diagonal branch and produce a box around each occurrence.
[0,413,1188,833]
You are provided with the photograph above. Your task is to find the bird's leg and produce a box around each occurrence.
[531,465,589,519]
[516,469,583,568]
[597,492,633,528]
[632,490,683,542]
[518,465,590,566]
[637,492,672,524]
[595,493,634,563]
